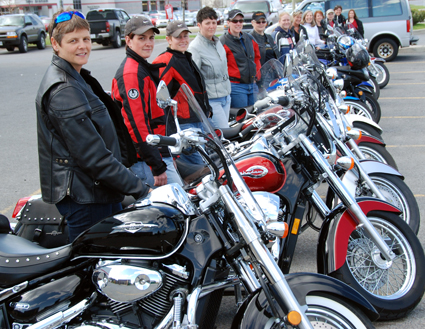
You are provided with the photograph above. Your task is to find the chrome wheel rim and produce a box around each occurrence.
[345,102,373,120]
[375,65,386,85]
[358,145,388,165]
[346,217,415,299]
[371,176,410,225]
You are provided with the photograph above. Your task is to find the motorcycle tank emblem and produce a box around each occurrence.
[240,166,268,178]
[13,302,30,310]
[111,221,159,234]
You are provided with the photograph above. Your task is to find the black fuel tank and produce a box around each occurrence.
[72,203,186,258]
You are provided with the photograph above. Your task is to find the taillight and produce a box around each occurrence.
[106,21,110,32]
[407,19,411,32]
[12,196,31,218]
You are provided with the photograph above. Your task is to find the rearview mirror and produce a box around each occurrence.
[156,80,171,109]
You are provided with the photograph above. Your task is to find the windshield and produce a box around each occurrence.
[172,84,268,224]
[0,16,24,26]
[233,1,269,13]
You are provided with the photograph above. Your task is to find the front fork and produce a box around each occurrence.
[299,134,395,262]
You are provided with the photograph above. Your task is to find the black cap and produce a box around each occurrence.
[252,11,266,21]
[228,9,244,20]
[166,20,191,37]
[125,15,160,36]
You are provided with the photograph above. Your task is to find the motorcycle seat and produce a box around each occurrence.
[0,234,71,287]
[220,123,243,139]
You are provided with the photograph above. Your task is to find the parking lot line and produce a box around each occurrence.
[387,82,425,85]
[381,116,425,118]
[386,145,425,147]
[390,71,425,73]
[380,97,425,99]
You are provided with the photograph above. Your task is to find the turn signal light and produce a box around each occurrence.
[338,105,350,114]
[339,90,347,98]
[12,196,31,218]
[346,128,362,140]
[358,91,363,96]
[287,311,302,326]
[266,222,289,239]
[336,156,355,170]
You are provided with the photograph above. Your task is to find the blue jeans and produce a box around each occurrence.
[130,161,155,188]
[178,122,205,166]
[56,196,122,242]
[230,83,255,108]
[163,156,183,186]
[209,95,231,128]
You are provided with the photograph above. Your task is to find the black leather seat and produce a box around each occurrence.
[0,234,72,287]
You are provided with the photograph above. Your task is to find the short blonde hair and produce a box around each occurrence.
[301,10,315,26]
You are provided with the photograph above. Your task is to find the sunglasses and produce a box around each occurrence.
[255,20,267,24]
[52,11,85,31]
[230,19,244,24]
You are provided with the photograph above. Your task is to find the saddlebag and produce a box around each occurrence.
[14,197,68,248]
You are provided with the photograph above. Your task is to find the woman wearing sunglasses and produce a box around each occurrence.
[35,10,149,242]
[220,9,261,108]
[249,11,279,66]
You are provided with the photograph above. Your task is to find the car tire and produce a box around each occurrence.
[6,46,15,52]
[18,35,28,53]
[112,30,121,48]
[373,38,398,62]
[37,33,46,50]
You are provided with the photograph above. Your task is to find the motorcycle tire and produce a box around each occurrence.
[344,100,376,122]
[374,62,390,89]
[331,210,425,320]
[351,122,382,139]
[368,77,380,99]
[357,142,398,170]
[362,94,381,123]
[366,173,420,234]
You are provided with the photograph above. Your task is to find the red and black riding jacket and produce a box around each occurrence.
[111,48,170,176]
[220,32,261,84]
[153,48,212,125]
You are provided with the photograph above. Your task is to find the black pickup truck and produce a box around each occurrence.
[86,8,130,48]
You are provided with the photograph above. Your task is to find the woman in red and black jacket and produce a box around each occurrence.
[220,9,261,108]
[153,20,212,165]
[111,16,183,187]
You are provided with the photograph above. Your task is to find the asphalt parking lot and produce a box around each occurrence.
[0,32,424,328]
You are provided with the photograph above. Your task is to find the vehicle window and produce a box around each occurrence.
[372,0,402,16]
[24,16,32,25]
[121,11,130,20]
[233,1,270,13]
[329,0,370,18]
[87,11,104,20]
[117,11,124,20]
[105,11,117,20]
[0,16,24,26]
[303,2,325,14]
[29,16,40,26]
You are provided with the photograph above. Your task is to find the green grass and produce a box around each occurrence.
[410,5,425,10]
[413,22,425,30]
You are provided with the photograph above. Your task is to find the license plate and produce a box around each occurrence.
[0,41,3,46]
[90,34,95,39]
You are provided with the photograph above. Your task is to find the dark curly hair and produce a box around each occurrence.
[196,6,218,24]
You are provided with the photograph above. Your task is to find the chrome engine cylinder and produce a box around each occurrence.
[92,263,162,303]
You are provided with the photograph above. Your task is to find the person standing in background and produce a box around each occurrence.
[333,5,346,27]
[272,11,294,59]
[112,16,183,187]
[346,9,364,37]
[314,10,327,41]
[188,6,231,128]
[220,9,261,108]
[291,10,308,43]
[302,10,325,47]
[324,9,335,28]
[249,11,279,65]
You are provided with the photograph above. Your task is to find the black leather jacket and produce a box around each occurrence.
[249,30,280,65]
[36,55,148,205]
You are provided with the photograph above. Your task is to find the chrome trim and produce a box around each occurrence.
[0,281,28,302]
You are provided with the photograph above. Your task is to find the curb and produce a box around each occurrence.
[399,45,425,53]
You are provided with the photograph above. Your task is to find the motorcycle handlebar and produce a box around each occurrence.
[239,124,255,138]
[146,134,178,146]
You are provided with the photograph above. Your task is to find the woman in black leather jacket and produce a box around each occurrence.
[35,10,149,242]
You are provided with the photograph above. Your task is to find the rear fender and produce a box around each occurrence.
[370,57,386,63]
[356,85,373,94]
[232,272,379,329]
[355,134,385,145]
[344,114,383,133]
[318,197,401,274]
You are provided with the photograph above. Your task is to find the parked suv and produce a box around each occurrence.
[267,0,416,61]
[0,14,46,53]
[225,0,284,31]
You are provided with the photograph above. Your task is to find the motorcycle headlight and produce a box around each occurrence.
[333,79,344,92]
[326,67,338,80]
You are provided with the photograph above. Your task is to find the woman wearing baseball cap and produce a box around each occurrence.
[111,15,183,187]
[153,20,212,166]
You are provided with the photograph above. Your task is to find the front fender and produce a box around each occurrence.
[317,197,401,275]
[344,114,383,133]
[232,272,379,329]
[355,134,385,145]
[358,159,403,178]
[343,96,360,101]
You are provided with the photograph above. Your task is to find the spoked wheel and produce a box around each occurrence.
[374,62,390,89]
[364,173,420,234]
[331,211,425,320]
[362,94,381,123]
[344,100,376,122]
[357,142,398,170]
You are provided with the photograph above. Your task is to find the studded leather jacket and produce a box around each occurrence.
[36,55,148,205]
